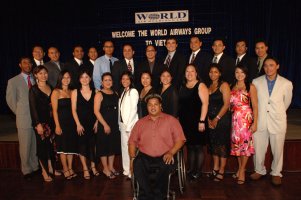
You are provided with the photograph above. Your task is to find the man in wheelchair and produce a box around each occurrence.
[128,93,186,200]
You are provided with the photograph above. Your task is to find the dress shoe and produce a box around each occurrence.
[23,173,32,181]
[250,172,264,180]
[271,176,282,186]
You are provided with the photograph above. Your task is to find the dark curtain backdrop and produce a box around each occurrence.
[1,0,300,114]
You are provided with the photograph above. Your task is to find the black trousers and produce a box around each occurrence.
[133,152,176,200]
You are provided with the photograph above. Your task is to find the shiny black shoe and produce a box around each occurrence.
[23,173,32,181]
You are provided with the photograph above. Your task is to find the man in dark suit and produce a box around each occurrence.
[164,37,186,88]
[139,45,165,90]
[44,47,64,88]
[32,45,45,70]
[64,45,85,88]
[111,43,140,93]
[6,57,39,180]
[235,40,257,82]
[85,46,98,76]
[188,35,211,84]
[211,38,235,85]
[255,40,270,77]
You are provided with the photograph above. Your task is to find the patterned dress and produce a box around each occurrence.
[230,89,255,156]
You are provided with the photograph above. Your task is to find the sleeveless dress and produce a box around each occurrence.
[76,89,97,162]
[230,89,255,156]
[138,87,156,119]
[56,98,78,154]
[178,81,207,145]
[208,87,231,157]
[96,91,121,157]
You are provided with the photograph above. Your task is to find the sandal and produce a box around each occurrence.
[237,179,245,185]
[63,170,72,180]
[207,169,219,178]
[111,170,120,176]
[83,170,90,180]
[69,169,77,178]
[103,171,116,179]
[42,172,53,182]
[232,173,238,179]
[213,172,224,182]
[91,167,100,177]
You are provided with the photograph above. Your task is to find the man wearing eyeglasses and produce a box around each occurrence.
[93,40,119,90]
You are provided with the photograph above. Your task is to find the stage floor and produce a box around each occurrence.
[1,109,300,141]
[0,170,301,200]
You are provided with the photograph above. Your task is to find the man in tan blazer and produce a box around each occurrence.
[251,57,293,185]
[6,57,39,180]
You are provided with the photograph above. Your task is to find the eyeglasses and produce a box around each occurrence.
[104,46,114,48]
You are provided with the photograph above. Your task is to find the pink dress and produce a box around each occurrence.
[230,89,255,156]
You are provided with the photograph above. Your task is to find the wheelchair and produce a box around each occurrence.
[132,148,186,200]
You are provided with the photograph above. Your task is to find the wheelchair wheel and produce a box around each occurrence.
[177,149,186,194]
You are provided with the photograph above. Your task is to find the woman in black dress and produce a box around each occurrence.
[207,64,231,181]
[71,68,99,179]
[94,72,120,179]
[51,70,78,179]
[158,69,179,117]
[138,71,156,118]
[178,64,209,180]
[29,65,56,182]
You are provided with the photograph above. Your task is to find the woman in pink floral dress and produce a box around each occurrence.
[230,64,258,184]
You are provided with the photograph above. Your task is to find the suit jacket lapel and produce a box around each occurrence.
[269,75,281,99]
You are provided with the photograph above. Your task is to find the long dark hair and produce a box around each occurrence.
[55,70,72,90]
[208,63,223,87]
[78,68,94,90]
[120,71,135,89]
[231,64,250,92]
[183,64,200,84]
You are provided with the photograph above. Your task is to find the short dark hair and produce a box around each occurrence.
[166,36,178,44]
[73,45,84,52]
[235,39,248,47]
[212,37,226,46]
[190,35,202,42]
[145,93,162,104]
[264,56,279,65]
[19,56,32,64]
[255,39,268,46]
[33,65,48,75]
[145,44,157,51]
[122,43,134,51]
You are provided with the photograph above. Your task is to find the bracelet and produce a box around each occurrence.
[130,156,136,159]
[216,115,221,120]
[199,120,205,124]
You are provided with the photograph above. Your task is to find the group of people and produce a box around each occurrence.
[6,35,293,199]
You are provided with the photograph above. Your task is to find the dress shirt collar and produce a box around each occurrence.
[192,48,201,55]
[237,53,246,60]
[34,58,43,66]
[74,57,83,65]
[214,52,223,63]
[89,59,95,65]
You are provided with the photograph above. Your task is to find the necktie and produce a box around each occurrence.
[257,59,261,72]
[27,75,32,89]
[190,53,195,64]
[128,60,133,72]
[213,56,218,63]
[165,55,171,67]
[109,59,113,72]
[236,57,240,65]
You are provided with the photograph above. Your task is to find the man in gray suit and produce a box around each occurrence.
[44,47,64,88]
[6,57,39,180]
